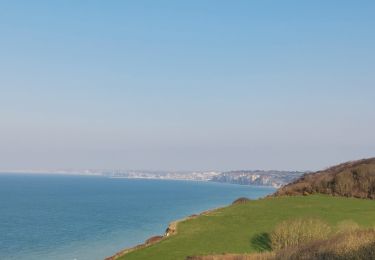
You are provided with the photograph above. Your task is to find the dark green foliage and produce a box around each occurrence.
[251,233,272,251]
[232,197,251,205]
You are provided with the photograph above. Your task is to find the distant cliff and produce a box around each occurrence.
[102,169,305,188]
[211,170,304,188]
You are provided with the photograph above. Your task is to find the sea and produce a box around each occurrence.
[0,174,275,260]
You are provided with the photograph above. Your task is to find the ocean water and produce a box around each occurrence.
[0,174,275,260]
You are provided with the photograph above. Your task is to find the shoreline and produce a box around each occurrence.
[104,206,225,260]
[0,175,274,260]
[104,184,276,259]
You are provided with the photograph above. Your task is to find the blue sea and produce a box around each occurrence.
[0,174,275,260]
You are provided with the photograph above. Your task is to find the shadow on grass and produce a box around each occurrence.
[251,233,272,252]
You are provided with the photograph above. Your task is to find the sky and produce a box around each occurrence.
[0,0,374,171]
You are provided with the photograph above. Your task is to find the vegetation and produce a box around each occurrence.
[232,197,251,205]
[336,220,360,234]
[119,195,375,260]
[187,252,274,260]
[275,158,375,199]
[115,158,375,260]
[270,218,331,250]
[187,228,375,260]
[275,229,375,260]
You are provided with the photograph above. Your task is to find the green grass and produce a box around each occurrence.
[120,195,375,260]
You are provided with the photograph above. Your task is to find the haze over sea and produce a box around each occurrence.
[0,174,274,260]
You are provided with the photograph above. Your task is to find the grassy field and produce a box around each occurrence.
[120,195,375,260]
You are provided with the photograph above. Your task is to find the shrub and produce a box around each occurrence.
[270,218,331,250]
[186,252,275,260]
[145,235,163,244]
[188,229,375,260]
[275,229,375,260]
[336,220,360,234]
[232,197,251,205]
[275,158,375,199]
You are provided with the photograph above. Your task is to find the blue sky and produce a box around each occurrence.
[0,1,374,171]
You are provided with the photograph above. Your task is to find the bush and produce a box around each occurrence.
[336,220,360,234]
[189,229,375,260]
[275,158,375,199]
[186,252,274,260]
[275,229,375,260]
[232,197,251,205]
[270,218,331,250]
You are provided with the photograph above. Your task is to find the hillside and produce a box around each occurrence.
[275,158,375,198]
[112,158,375,260]
[116,195,375,260]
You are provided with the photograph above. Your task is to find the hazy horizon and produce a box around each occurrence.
[1,1,374,172]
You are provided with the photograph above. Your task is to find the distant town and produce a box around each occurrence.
[3,169,305,188]
[105,170,304,188]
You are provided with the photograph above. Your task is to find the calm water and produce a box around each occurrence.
[0,174,275,260]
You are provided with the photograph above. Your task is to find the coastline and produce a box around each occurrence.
[104,184,276,260]
[104,206,225,260]
[0,175,274,260]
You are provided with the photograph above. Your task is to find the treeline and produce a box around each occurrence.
[275,158,375,199]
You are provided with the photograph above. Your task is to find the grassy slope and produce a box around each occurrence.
[121,195,375,260]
